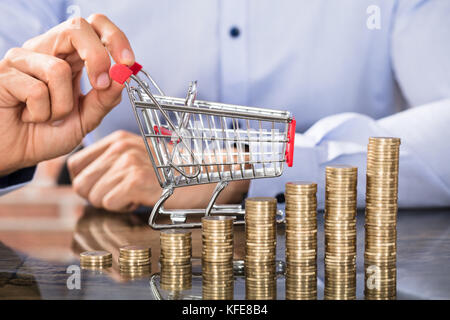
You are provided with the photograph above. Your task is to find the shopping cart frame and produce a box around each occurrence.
[110,63,296,229]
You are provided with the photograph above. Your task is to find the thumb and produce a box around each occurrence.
[79,81,124,136]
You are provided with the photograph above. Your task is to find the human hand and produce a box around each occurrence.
[0,14,134,176]
[68,130,250,212]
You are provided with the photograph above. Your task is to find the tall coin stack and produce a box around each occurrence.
[80,251,112,269]
[245,197,277,300]
[284,181,318,300]
[202,216,234,300]
[365,137,400,300]
[119,245,151,279]
[160,230,192,291]
[324,165,358,300]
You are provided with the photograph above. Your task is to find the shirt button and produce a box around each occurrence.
[229,26,240,38]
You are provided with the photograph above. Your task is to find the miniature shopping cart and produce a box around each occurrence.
[110,62,296,229]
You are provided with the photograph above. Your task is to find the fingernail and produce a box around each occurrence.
[121,49,134,64]
[96,72,110,88]
[51,120,64,127]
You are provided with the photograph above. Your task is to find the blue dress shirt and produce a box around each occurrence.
[0,0,449,207]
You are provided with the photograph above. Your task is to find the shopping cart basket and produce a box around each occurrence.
[110,62,296,229]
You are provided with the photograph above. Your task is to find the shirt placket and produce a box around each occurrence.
[219,0,249,105]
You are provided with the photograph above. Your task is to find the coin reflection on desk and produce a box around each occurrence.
[71,206,159,283]
[160,230,192,291]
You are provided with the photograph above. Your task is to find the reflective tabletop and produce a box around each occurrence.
[0,188,448,300]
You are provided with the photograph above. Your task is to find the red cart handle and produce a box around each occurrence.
[285,117,296,167]
[109,62,143,84]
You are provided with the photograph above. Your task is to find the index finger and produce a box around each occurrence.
[23,18,110,89]
[87,14,135,66]
[23,16,134,90]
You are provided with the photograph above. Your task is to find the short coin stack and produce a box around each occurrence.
[284,181,318,300]
[80,251,112,269]
[119,245,151,279]
[365,137,401,300]
[160,230,192,291]
[202,216,234,300]
[324,165,358,300]
[245,197,277,300]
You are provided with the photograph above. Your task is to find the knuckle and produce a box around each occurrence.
[66,156,79,176]
[88,13,107,23]
[129,166,146,185]
[0,59,7,72]
[88,193,101,208]
[48,59,72,81]
[120,152,139,166]
[102,196,116,212]
[29,82,49,100]
[4,47,21,61]
[103,29,126,43]
[90,49,110,67]
[110,140,131,154]
[69,16,87,28]
[62,17,88,37]
[72,177,84,196]
[129,167,140,181]
[22,38,34,50]
[113,130,131,140]
[66,157,75,173]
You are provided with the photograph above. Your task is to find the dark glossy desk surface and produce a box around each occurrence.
[0,196,448,300]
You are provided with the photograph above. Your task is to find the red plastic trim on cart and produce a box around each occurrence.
[129,62,142,75]
[154,125,172,136]
[109,62,142,84]
[109,64,133,84]
[153,126,180,144]
[285,117,296,167]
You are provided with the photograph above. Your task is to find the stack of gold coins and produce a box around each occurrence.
[160,230,192,291]
[245,197,277,300]
[365,137,400,300]
[80,251,112,269]
[202,216,234,263]
[285,181,318,300]
[324,165,358,300]
[202,216,234,300]
[119,245,151,279]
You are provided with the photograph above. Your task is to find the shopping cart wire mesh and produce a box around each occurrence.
[110,62,296,229]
